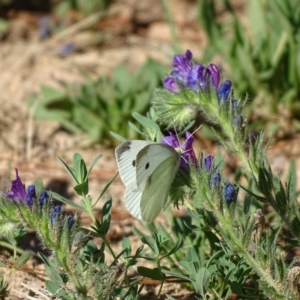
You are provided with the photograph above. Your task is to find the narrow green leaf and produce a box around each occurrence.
[56,156,77,183]
[141,236,159,255]
[132,112,160,131]
[137,267,166,281]
[93,172,118,208]
[101,197,112,235]
[49,191,84,210]
[163,269,191,281]
[15,252,30,266]
[110,131,127,142]
[128,121,144,135]
[161,236,184,259]
[88,154,103,176]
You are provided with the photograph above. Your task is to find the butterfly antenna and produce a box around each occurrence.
[181,125,202,150]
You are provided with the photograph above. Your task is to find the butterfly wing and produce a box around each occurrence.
[136,144,181,222]
[115,140,156,220]
[115,140,155,189]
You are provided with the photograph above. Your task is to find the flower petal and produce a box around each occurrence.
[5,169,26,203]
[161,133,180,148]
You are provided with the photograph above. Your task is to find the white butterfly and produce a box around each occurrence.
[115,141,181,223]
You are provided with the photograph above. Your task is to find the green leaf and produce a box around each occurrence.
[141,236,159,255]
[122,237,131,255]
[163,269,191,281]
[88,154,103,176]
[56,156,77,183]
[41,85,66,102]
[161,236,184,259]
[193,268,210,296]
[74,181,89,196]
[73,153,87,182]
[49,191,83,210]
[112,65,133,95]
[110,131,127,142]
[137,267,166,281]
[101,197,112,235]
[15,252,30,266]
[132,112,160,132]
[93,172,118,208]
[128,121,144,135]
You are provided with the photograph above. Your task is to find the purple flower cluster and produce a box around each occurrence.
[5,169,48,207]
[163,50,231,103]
[162,131,196,170]
[163,50,243,130]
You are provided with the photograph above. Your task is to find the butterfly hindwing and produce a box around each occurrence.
[135,144,180,191]
[140,155,180,222]
[124,187,142,220]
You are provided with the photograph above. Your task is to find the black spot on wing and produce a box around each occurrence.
[145,162,149,169]
[116,141,131,158]
[132,160,136,167]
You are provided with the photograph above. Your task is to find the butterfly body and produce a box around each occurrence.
[115,141,181,222]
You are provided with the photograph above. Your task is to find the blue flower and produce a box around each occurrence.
[224,183,237,205]
[210,173,221,188]
[161,131,196,170]
[39,191,49,206]
[25,185,36,207]
[218,80,232,103]
[51,205,61,225]
[163,50,222,93]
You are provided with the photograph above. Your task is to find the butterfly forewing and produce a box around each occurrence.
[115,140,156,189]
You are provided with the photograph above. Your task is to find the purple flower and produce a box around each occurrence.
[5,169,27,203]
[51,205,61,225]
[172,49,193,75]
[204,155,214,172]
[25,185,36,207]
[206,64,220,89]
[163,50,222,93]
[39,191,49,206]
[162,131,196,170]
[224,183,237,205]
[163,77,179,93]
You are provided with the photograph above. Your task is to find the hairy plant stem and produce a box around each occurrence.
[214,209,285,298]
